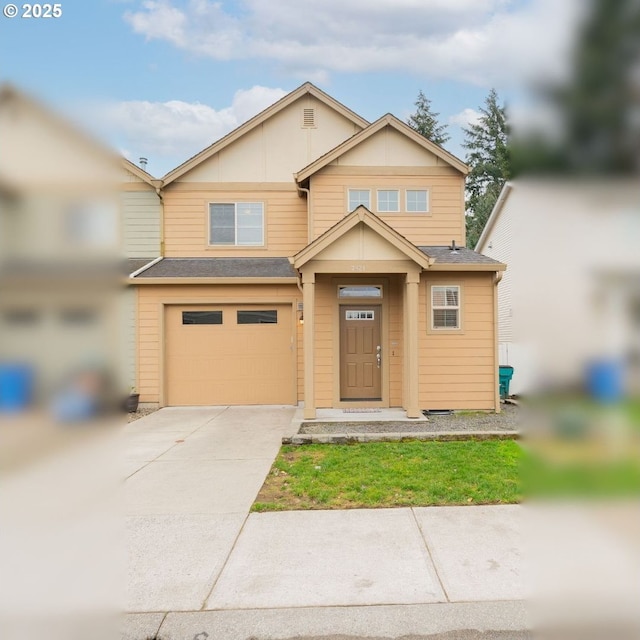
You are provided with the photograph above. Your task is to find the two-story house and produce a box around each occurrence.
[132,83,505,418]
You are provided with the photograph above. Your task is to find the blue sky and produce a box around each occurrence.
[0,0,580,177]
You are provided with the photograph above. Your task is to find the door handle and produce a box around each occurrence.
[376,345,381,368]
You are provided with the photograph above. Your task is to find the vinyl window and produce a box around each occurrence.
[406,190,429,213]
[431,285,460,329]
[377,190,399,212]
[348,189,370,212]
[209,202,264,246]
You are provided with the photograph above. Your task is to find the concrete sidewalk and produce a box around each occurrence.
[124,406,527,640]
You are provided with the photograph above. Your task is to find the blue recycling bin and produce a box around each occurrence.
[587,360,623,403]
[0,364,34,411]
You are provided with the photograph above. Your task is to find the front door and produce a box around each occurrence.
[339,305,382,400]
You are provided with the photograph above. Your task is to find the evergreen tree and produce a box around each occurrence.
[462,89,511,248]
[512,0,640,175]
[407,90,450,146]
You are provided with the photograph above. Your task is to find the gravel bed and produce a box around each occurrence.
[126,407,158,423]
[299,402,519,434]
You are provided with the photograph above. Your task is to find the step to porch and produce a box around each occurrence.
[285,404,520,444]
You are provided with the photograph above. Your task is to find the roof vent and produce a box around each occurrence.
[450,239,459,254]
[139,157,148,170]
[302,108,315,128]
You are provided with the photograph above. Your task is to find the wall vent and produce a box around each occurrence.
[302,107,315,128]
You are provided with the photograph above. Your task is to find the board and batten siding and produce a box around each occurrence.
[136,283,301,405]
[162,186,308,257]
[419,272,497,410]
[309,171,465,247]
[122,189,162,258]
[177,95,363,183]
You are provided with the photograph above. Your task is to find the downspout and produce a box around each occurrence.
[152,180,164,256]
[296,184,312,243]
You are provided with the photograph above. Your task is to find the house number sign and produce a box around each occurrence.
[351,264,366,272]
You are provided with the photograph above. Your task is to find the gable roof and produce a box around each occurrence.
[295,114,468,184]
[474,182,513,251]
[291,205,433,270]
[122,157,160,186]
[162,82,370,186]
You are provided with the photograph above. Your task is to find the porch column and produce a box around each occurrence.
[405,271,421,418]
[302,271,316,419]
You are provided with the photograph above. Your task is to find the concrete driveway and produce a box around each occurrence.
[124,405,297,612]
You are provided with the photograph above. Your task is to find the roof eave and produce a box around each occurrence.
[475,182,513,251]
[429,263,507,272]
[130,276,299,285]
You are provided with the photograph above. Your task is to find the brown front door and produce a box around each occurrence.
[340,305,382,400]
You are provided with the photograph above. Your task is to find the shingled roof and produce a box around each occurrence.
[133,257,297,278]
[419,246,503,265]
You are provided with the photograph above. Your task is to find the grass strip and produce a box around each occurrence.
[252,439,522,511]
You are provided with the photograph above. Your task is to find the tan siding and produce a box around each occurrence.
[163,188,308,257]
[419,272,497,410]
[137,283,299,404]
[310,172,464,246]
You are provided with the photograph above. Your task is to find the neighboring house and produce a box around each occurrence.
[0,85,161,404]
[132,83,505,417]
[476,179,640,396]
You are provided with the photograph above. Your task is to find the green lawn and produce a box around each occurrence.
[252,440,522,511]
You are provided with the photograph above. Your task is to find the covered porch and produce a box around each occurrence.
[291,206,433,420]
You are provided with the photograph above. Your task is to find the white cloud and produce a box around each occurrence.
[84,85,287,175]
[122,0,583,88]
[449,108,482,127]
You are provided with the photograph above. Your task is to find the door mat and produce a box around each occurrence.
[343,408,382,413]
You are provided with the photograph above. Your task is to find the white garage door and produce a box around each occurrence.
[165,304,295,406]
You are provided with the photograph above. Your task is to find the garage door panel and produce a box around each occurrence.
[165,304,294,406]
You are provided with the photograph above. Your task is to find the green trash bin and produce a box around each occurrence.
[499,366,514,399]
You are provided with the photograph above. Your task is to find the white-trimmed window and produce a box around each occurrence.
[209,202,264,246]
[377,190,399,212]
[431,285,460,329]
[406,190,429,212]
[348,189,370,212]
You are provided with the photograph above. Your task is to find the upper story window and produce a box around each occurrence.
[377,190,399,212]
[348,189,370,212]
[209,202,264,246]
[406,190,429,212]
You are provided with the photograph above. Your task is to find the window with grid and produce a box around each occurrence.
[431,285,460,329]
[348,189,370,212]
[406,190,429,212]
[209,202,264,246]
[377,190,399,212]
